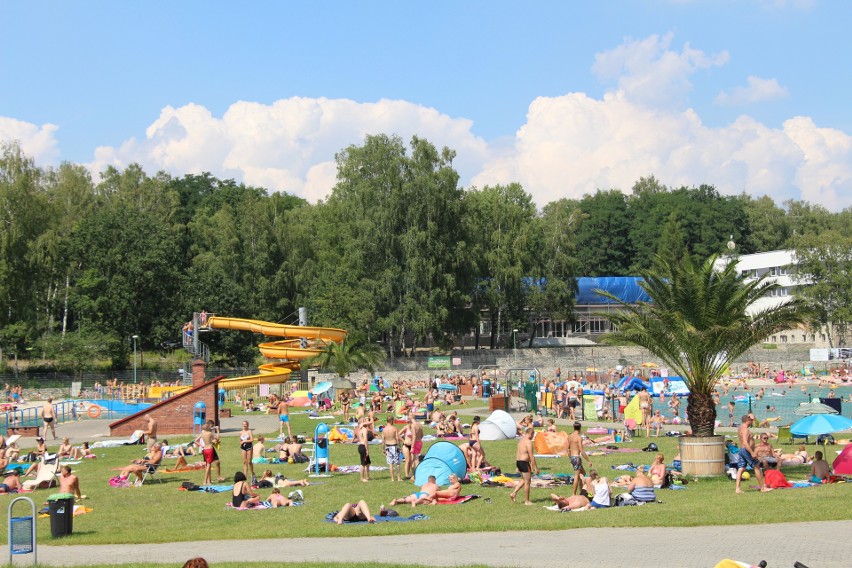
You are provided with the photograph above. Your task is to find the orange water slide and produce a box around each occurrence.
[204,316,347,389]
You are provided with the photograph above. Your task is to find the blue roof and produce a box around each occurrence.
[576,277,651,305]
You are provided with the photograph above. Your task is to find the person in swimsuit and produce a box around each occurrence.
[566,421,592,495]
[195,423,220,486]
[239,421,254,479]
[339,391,350,421]
[333,500,376,524]
[278,396,291,438]
[433,473,463,501]
[0,470,21,493]
[549,492,590,511]
[357,418,371,482]
[466,415,484,469]
[735,414,770,493]
[401,421,414,478]
[509,428,538,505]
[381,416,402,481]
[409,412,423,479]
[649,453,667,486]
[267,487,294,508]
[232,471,260,509]
[638,388,652,436]
[390,475,439,507]
[41,397,57,440]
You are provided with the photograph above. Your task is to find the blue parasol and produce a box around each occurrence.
[790,414,852,436]
[438,383,458,391]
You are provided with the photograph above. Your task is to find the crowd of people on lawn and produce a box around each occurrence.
[1,371,845,522]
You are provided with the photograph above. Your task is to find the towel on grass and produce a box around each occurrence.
[162,462,206,473]
[324,511,428,523]
[435,495,478,505]
[200,484,234,493]
[226,501,303,510]
[320,465,389,474]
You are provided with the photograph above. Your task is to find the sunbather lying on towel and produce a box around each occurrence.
[333,500,375,524]
[390,475,439,507]
[268,487,295,508]
[259,470,309,488]
[779,446,810,466]
[549,492,590,511]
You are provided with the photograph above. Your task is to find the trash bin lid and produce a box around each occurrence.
[47,493,75,501]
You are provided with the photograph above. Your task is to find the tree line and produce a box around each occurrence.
[1,134,850,370]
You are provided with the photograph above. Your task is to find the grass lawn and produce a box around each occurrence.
[2,407,851,546]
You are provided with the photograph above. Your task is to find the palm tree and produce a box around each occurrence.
[305,338,386,378]
[598,254,807,437]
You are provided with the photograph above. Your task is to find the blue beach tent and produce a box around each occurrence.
[413,441,467,486]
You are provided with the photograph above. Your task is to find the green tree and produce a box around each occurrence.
[599,254,807,437]
[464,183,538,348]
[655,211,688,265]
[309,134,470,355]
[0,142,50,335]
[574,189,632,276]
[792,232,852,347]
[740,194,789,252]
[525,200,583,345]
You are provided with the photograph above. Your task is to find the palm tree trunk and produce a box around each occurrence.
[686,391,717,437]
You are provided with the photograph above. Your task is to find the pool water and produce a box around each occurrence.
[655,384,852,426]
[78,399,153,417]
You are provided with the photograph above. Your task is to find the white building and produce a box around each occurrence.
[716,249,828,346]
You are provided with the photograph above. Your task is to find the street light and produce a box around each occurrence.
[512,329,519,350]
[132,335,139,384]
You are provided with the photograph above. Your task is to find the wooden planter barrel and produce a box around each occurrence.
[678,435,725,477]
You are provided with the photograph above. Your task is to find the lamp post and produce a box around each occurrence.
[512,329,518,354]
[132,335,139,384]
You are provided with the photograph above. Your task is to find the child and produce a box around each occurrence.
[810,451,831,483]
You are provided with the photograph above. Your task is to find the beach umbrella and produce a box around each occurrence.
[438,383,458,391]
[565,380,581,391]
[790,414,852,436]
[640,362,658,368]
[311,381,333,395]
[793,400,839,416]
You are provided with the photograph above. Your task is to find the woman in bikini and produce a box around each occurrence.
[239,421,254,478]
[649,453,667,487]
[401,421,414,478]
[231,471,260,509]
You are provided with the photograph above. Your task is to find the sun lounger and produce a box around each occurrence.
[22,457,59,491]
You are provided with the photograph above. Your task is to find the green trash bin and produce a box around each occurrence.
[47,492,75,537]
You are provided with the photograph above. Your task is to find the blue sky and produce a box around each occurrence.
[1,0,850,208]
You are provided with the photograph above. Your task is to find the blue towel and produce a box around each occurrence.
[324,511,428,523]
[201,484,234,493]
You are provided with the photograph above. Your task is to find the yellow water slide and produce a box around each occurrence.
[204,316,347,389]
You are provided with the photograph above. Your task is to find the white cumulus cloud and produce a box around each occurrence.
[715,76,789,105]
[88,98,490,202]
[473,36,852,210]
[592,33,729,109]
[0,117,60,164]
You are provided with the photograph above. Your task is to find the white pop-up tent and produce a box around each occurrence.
[478,409,518,440]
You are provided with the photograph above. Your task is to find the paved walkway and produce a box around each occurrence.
[33,520,851,567]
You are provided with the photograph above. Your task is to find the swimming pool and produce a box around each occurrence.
[656,384,852,427]
[76,399,153,418]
